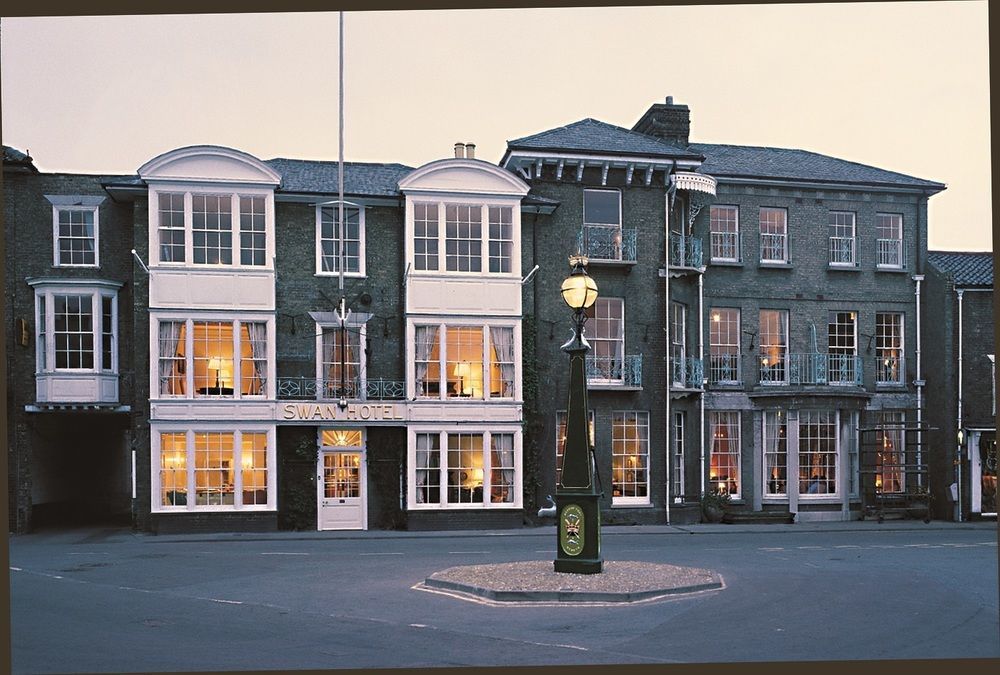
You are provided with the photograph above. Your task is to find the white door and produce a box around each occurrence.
[317,451,366,530]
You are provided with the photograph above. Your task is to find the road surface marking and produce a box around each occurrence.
[449,551,489,554]
[834,545,861,549]
[208,598,243,604]
[9,567,21,571]
[260,552,309,556]
[409,624,428,628]
[359,552,404,556]
[797,546,824,549]
[759,547,784,551]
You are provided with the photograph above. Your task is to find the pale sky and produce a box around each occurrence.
[1,2,991,251]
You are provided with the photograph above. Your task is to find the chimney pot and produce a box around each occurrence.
[465,143,476,159]
[665,95,673,104]
[454,142,466,158]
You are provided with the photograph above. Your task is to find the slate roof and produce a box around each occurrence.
[690,143,945,191]
[3,144,37,171]
[265,158,413,197]
[507,118,703,160]
[928,251,994,287]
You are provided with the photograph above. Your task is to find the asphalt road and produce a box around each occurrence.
[8,522,999,672]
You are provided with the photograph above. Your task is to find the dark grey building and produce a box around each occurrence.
[926,251,995,520]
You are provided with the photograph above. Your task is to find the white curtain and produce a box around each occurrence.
[246,323,267,395]
[159,321,184,395]
[490,434,515,504]
[489,327,515,398]
[414,326,439,395]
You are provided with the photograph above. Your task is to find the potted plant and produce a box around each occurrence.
[700,488,731,523]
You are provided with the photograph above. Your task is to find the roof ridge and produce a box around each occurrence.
[266,157,412,168]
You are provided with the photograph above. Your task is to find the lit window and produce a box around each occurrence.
[317,204,364,275]
[828,211,856,266]
[710,411,741,497]
[709,308,741,384]
[612,411,649,504]
[710,205,739,262]
[875,411,905,494]
[409,430,521,509]
[54,208,98,267]
[759,309,788,384]
[876,213,904,268]
[555,410,595,486]
[412,323,516,400]
[320,326,363,400]
[672,411,685,502]
[763,411,787,496]
[876,312,904,384]
[827,311,858,385]
[156,319,270,398]
[759,207,788,263]
[155,429,273,511]
[799,411,837,495]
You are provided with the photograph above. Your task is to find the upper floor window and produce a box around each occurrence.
[759,207,788,263]
[827,311,858,385]
[670,302,687,387]
[319,325,364,400]
[53,207,99,267]
[709,308,741,385]
[156,317,270,398]
[759,309,788,384]
[35,287,118,373]
[876,213,904,268]
[586,297,625,383]
[710,205,740,262]
[582,189,623,261]
[317,204,364,275]
[412,323,516,400]
[875,312,904,385]
[411,201,514,274]
[828,211,857,266]
[154,191,270,268]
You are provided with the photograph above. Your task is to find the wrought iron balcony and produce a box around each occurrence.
[670,357,704,389]
[707,354,741,385]
[829,236,858,266]
[877,238,904,268]
[586,354,642,388]
[577,225,637,263]
[669,234,703,268]
[276,376,406,401]
[875,356,905,385]
[758,353,863,386]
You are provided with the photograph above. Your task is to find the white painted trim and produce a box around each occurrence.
[32,284,119,375]
[316,427,369,530]
[503,150,692,169]
[399,157,529,195]
[138,145,281,185]
[51,204,100,268]
[315,202,367,277]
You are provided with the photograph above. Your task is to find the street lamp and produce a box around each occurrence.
[555,256,603,574]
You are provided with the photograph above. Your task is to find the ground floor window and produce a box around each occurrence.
[672,411,685,502]
[154,427,275,511]
[709,411,741,497]
[763,411,788,496]
[408,429,521,509]
[799,410,838,495]
[612,411,649,504]
[875,411,906,493]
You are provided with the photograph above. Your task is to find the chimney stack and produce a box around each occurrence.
[454,142,466,158]
[632,95,691,147]
[465,143,476,159]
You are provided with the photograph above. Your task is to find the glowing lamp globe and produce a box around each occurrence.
[560,257,599,310]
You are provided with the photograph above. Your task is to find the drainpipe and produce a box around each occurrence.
[664,190,671,524]
[956,287,964,521]
[913,275,924,489]
[699,272,706,500]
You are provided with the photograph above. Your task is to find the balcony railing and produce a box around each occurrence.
[758,353,863,386]
[669,234,703,268]
[578,225,637,262]
[707,353,741,385]
[586,354,642,387]
[877,238,904,268]
[710,232,740,262]
[671,357,704,389]
[276,377,406,401]
[876,356,905,385]
[829,236,857,266]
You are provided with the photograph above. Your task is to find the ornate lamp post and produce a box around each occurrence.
[554,256,603,574]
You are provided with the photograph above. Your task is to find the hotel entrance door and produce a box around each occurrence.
[316,429,367,530]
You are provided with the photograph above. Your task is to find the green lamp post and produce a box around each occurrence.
[554,255,603,574]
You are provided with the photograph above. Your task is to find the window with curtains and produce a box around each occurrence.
[759,309,788,384]
[156,318,270,398]
[410,430,520,509]
[155,428,273,511]
[874,410,906,494]
[763,411,788,496]
[320,326,363,399]
[412,323,516,400]
[875,312,904,384]
[709,411,741,497]
[799,410,838,495]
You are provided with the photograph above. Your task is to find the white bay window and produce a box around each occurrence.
[410,322,517,400]
[408,429,522,509]
[410,201,517,275]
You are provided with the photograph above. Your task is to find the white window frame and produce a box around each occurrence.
[151,425,277,513]
[586,297,626,384]
[875,213,904,269]
[34,283,118,374]
[150,314,275,400]
[148,185,275,269]
[582,188,623,261]
[709,307,741,385]
[406,426,523,510]
[406,318,521,401]
[875,312,905,385]
[828,211,857,267]
[315,320,368,399]
[709,411,742,499]
[709,204,740,262]
[762,410,788,498]
[406,198,520,277]
[827,311,858,385]
[672,411,686,503]
[670,302,687,387]
[759,207,788,263]
[611,411,650,505]
[797,410,840,499]
[315,201,366,277]
[759,309,789,385]
[52,205,100,268]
